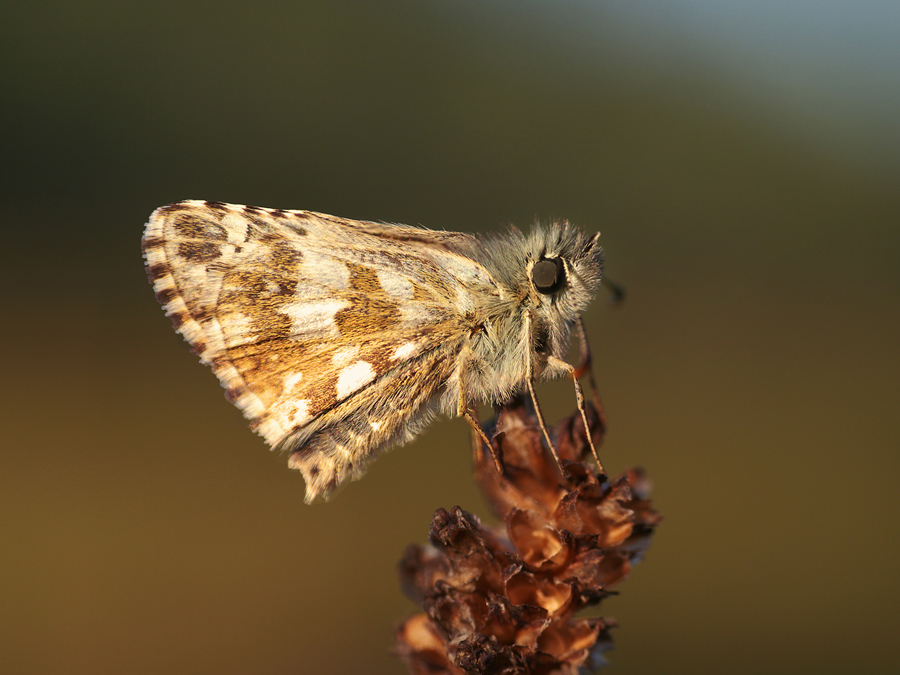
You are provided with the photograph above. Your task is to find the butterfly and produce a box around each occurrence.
[142,200,606,502]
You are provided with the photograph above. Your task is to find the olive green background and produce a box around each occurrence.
[2,2,898,673]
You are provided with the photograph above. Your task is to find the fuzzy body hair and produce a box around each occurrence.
[442,224,603,409]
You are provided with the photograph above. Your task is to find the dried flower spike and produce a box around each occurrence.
[396,397,660,674]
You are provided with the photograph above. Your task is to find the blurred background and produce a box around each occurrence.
[2,1,898,673]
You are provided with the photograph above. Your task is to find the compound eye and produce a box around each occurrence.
[531,257,564,294]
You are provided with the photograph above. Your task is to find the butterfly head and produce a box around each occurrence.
[479,221,603,360]
[524,223,603,320]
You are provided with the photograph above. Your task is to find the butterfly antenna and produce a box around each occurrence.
[603,278,626,305]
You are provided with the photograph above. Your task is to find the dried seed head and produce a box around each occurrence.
[396,397,660,674]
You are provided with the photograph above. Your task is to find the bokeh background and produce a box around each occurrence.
[2,1,898,673]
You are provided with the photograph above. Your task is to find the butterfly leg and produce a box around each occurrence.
[525,376,566,472]
[456,348,505,476]
[523,311,567,471]
[462,408,505,476]
[546,353,607,478]
[574,317,608,433]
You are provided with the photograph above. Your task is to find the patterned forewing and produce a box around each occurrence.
[142,201,496,455]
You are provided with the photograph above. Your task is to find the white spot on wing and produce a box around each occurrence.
[261,399,312,446]
[401,303,447,326]
[391,342,419,361]
[303,250,350,290]
[336,361,376,399]
[377,269,414,300]
[439,255,493,285]
[292,400,311,425]
[219,312,254,348]
[332,347,359,366]
[220,212,250,244]
[279,299,347,336]
[284,372,303,392]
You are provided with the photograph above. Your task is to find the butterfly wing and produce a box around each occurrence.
[143,200,499,500]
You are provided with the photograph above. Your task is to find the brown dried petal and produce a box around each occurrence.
[536,617,615,666]
[396,614,467,675]
[474,404,568,518]
[574,548,633,591]
[477,594,549,646]
[453,633,504,674]
[428,507,512,592]
[551,476,635,547]
[454,634,571,675]
[563,548,623,593]
[505,570,573,617]
[506,509,565,567]
[552,401,605,465]
[578,481,638,547]
[473,395,613,526]
[428,588,480,638]
[399,544,451,603]
[621,468,663,530]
